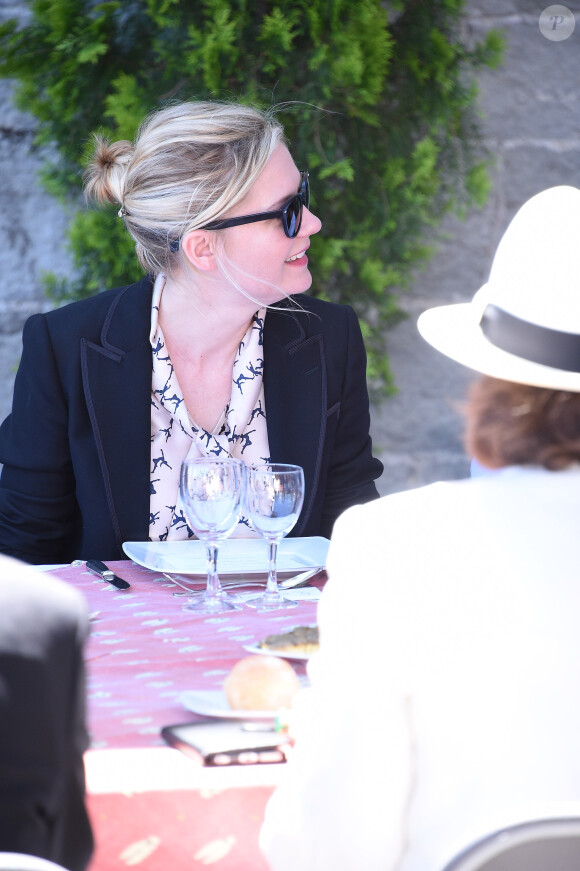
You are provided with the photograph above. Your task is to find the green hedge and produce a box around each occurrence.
[0,0,502,392]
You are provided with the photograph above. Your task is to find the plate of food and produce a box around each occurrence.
[122,536,329,576]
[181,655,307,719]
[244,625,319,662]
[180,689,278,720]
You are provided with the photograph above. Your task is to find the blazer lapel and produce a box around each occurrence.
[81,281,152,548]
[264,305,326,535]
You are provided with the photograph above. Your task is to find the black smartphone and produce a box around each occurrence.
[161,720,290,766]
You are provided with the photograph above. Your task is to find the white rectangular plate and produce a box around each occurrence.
[122,536,330,576]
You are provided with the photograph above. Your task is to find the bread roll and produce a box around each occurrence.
[224,655,300,711]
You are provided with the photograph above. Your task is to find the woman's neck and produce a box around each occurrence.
[158,272,257,362]
[155,271,260,431]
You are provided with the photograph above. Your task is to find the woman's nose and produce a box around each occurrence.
[300,206,322,237]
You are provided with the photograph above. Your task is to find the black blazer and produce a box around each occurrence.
[0,277,383,564]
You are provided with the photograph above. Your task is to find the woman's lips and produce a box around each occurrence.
[285,249,308,266]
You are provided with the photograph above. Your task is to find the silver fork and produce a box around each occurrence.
[279,567,324,589]
[165,567,323,596]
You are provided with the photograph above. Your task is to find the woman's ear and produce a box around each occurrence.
[180,230,217,272]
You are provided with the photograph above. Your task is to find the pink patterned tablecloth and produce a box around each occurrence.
[48,560,324,871]
[48,560,320,750]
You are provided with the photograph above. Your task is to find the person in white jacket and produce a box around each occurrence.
[260,185,580,871]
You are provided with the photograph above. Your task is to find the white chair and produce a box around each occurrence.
[0,855,68,871]
[442,818,580,871]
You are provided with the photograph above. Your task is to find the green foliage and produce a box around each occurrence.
[0,0,502,393]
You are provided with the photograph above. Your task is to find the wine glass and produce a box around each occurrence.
[179,457,245,613]
[244,463,305,610]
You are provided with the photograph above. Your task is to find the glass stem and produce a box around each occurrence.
[265,540,279,596]
[205,543,221,599]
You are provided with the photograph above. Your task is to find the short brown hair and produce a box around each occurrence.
[465,376,580,470]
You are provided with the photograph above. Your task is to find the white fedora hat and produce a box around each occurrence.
[417,185,580,392]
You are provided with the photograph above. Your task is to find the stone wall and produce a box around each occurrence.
[372,0,580,494]
[0,1,76,414]
[0,0,579,496]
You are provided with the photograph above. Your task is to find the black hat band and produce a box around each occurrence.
[480,304,580,373]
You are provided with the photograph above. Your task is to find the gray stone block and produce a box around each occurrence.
[499,144,580,210]
[0,130,74,308]
[0,80,36,132]
[473,15,580,140]
[370,313,475,493]
[0,1,29,20]
[0,332,20,419]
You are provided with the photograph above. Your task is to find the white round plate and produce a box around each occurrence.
[180,689,277,720]
[243,642,311,662]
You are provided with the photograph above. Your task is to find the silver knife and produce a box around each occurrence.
[86,559,131,590]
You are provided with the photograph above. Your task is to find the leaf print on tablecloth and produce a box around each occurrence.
[119,834,161,865]
[194,836,236,864]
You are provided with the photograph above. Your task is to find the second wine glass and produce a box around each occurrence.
[179,457,245,614]
[245,463,305,611]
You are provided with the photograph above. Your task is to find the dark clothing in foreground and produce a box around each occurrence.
[0,561,93,869]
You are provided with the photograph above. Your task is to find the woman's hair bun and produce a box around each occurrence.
[84,134,133,206]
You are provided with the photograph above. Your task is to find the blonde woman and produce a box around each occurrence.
[0,101,382,564]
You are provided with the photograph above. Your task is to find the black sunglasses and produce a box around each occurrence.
[200,171,310,239]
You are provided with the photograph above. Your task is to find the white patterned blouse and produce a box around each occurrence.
[149,275,269,541]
